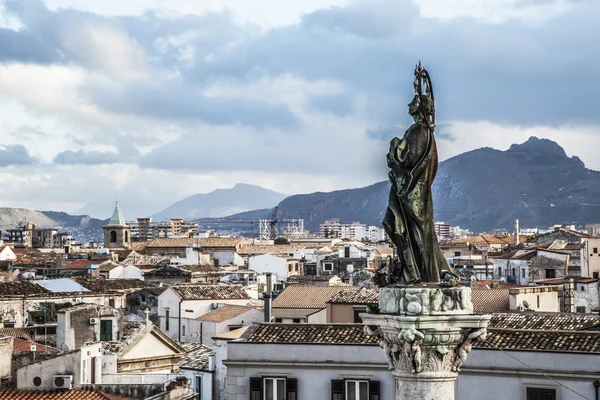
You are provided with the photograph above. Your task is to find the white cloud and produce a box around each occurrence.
[45,0,351,27]
[57,20,148,80]
[414,0,577,24]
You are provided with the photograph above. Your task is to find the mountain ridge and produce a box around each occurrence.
[235,136,600,232]
[151,183,287,221]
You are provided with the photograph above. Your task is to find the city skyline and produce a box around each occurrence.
[1,0,599,216]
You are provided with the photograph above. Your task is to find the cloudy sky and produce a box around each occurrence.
[0,0,598,218]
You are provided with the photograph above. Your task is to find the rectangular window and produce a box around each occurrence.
[264,378,285,400]
[196,376,202,398]
[354,308,366,323]
[521,269,526,278]
[545,269,556,279]
[594,248,598,254]
[81,359,87,384]
[576,306,586,313]
[594,272,599,279]
[292,319,301,323]
[274,318,283,323]
[332,380,379,400]
[344,247,351,258]
[346,380,368,400]
[182,325,186,336]
[108,299,115,308]
[165,308,170,331]
[100,320,113,341]
[250,377,296,400]
[526,386,556,400]
[497,267,502,277]
[324,263,333,272]
[454,251,461,257]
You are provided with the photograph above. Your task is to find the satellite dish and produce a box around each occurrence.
[523,300,530,309]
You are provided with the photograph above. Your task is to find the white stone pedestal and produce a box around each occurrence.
[362,286,490,400]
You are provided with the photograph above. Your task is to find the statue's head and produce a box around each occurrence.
[408,94,434,122]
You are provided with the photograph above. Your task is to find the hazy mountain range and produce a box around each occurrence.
[151,183,287,221]
[2,137,599,236]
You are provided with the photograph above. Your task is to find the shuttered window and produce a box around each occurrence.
[249,377,297,400]
[331,379,380,400]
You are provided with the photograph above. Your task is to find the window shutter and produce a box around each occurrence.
[286,378,297,400]
[369,380,380,400]
[250,377,263,400]
[331,380,344,400]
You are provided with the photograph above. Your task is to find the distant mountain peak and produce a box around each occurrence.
[508,136,567,158]
[152,183,286,220]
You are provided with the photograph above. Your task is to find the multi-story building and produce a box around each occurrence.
[319,219,375,241]
[340,222,366,241]
[128,218,200,241]
[367,226,387,242]
[5,222,72,248]
[434,221,452,242]
[319,219,343,238]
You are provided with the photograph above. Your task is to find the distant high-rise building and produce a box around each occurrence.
[434,222,452,242]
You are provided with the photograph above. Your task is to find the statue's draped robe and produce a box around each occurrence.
[382,122,449,283]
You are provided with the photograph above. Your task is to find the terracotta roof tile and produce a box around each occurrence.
[179,343,213,370]
[62,259,106,270]
[327,288,379,304]
[273,285,359,309]
[244,323,378,345]
[170,284,250,300]
[0,328,33,341]
[196,305,257,322]
[72,278,156,293]
[488,312,600,331]
[13,338,59,353]
[146,237,246,249]
[477,329,600,353]
[0,390,115,399]
[0,281,50,296]
[239,245,307,256]
[471,289,511,313]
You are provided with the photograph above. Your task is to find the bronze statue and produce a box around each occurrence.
[382,63,453,284]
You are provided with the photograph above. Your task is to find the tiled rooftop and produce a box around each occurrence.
[196,305,257,322]
[0,390,128,399]
[13,338,59,353]
[477,329,600,353]
[146,237,246,248]
[244,323,379,345]
[327,288,379,304]
[72,277,155,292]
[170,284,250,300]
[179,343,214,370]
[273,285,359,309]
[239,245,306,255]
[62,259,107,270]
[0,281,50,297]
[488,313,600,331]
[0,328,33,341]
[471,289,511,313]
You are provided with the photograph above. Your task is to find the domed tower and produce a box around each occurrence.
[103,201,131,249]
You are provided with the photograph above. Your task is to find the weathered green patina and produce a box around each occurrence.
[381,63,452,284]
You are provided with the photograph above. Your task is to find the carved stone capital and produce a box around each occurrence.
[362,312,490,375]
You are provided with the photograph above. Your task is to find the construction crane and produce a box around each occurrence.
[196,206,304,240]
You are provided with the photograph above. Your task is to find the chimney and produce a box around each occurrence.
[514,219,520,246]
[264,273,273,323]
